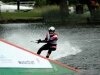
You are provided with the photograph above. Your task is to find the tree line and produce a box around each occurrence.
[1,0,100,17]
[1,0,99,6]
[1,0,78,6]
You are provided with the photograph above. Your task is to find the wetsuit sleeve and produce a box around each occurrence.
[39,39,46,43]
[40,35,48,43]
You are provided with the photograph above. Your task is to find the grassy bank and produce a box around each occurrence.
[0,5,59,23]
[0,5,100,25]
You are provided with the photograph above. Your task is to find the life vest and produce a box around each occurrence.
[45,32,58,45]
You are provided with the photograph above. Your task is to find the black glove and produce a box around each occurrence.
[37,39,42,44]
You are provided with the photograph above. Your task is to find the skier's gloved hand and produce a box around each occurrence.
[37,39,42,44]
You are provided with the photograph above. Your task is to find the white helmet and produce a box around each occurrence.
[48,26,55,32]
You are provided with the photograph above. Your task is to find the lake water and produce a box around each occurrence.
[2,23,100,59]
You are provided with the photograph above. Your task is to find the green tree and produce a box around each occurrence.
[48,0,60,5]
[1,0,16,2]
[34,0,47,6]
[59,0,69,24]
[69,0,78,5]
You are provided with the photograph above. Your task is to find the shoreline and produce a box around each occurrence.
[0,18,100,27]
[0,17,43,24]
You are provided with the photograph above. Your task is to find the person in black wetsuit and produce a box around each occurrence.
[37,26,58,58]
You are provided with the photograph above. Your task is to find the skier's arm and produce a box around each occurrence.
[37,39,46,43]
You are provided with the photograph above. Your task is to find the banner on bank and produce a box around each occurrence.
[0,40,52,68]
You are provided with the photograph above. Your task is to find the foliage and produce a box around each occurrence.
[34,0,47,6]
[69,0,78,5]
[0,5,58,19]
[0,0,80,6]
[0,0,16,2]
